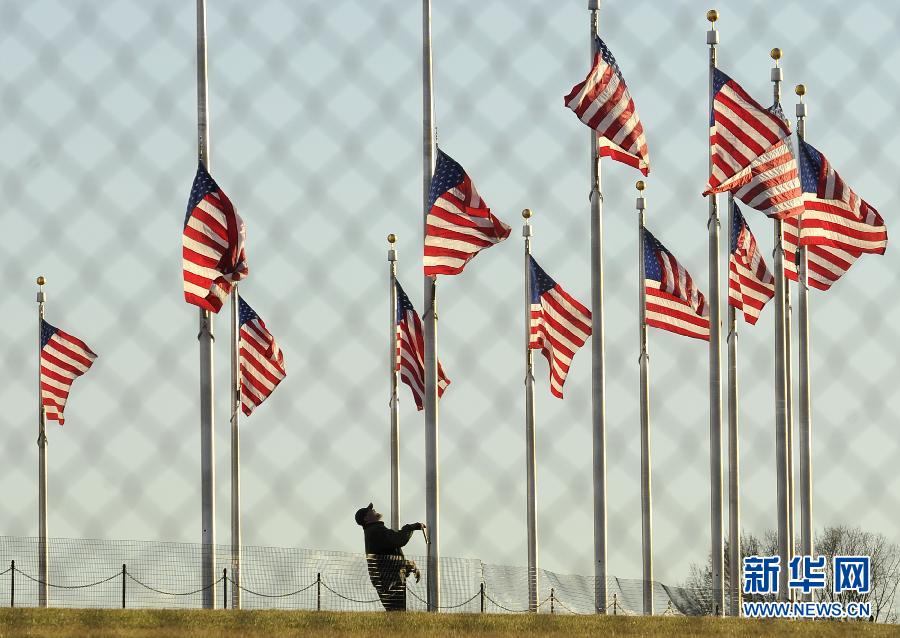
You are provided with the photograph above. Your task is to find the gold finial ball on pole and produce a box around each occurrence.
[522,208,533,220]
[37,276,45,286]
[795,84,806,97]
[636,180,645,192]
[387,233,396,244]
[770,47,782,61]
[706,9,718,23]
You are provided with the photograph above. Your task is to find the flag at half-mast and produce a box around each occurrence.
[643,227,710,341]
[424,150,511,276]
[396,280,449,410]
[40,320,97,425]
[528,256,592,399]
[564,36,650,175]
[729,202,775,324]
[183,164,248,313]
[704,70,803,219]
[238,297,286,416]
[784,139,888,290]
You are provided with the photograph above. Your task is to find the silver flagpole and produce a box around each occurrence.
[196,0,216,609]
[230,285,241,609]
[422,0,440,612]
[36,275,48,608]
[774,49,796,594]
[706,9,725,617]
[635,181,653,616]
[388,234,400,531]
[769,48,790,603]
[794,83,813,601]
[726,194,741,617]
[587,0,608,615]
[522,209,539,613]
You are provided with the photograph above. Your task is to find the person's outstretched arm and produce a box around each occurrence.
[382,522,423,549]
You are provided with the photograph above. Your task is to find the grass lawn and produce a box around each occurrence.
[0,609,898,638]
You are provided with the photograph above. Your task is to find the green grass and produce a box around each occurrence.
[0,609,898,638]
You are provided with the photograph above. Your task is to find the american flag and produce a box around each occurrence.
[40,320,97,425]
[729,202,775,324]
[423,150,511,276]
[643,227,710,341]
[395,280,449,410]
[564,36,650,175]
[795,139,887,255]
[528,256,592,399]
[238,297,286,416]
[784,140,889,290]
[183,164,248,313]
[704,70,802,222]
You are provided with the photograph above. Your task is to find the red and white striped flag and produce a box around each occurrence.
[528,256,592,399]
[238,297,286,416]
[40,320,97,425]
[396,280,449,410]
[643,227,710,341]
[796,139,887,255]
[423,150,510,276]
[564,36,650,175]
[704,70,803,219]
[729,202,775,324]
[183,164,248,313]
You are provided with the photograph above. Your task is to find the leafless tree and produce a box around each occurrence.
[678,526,899,621]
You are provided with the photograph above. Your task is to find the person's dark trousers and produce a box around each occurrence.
[367,556,407,611]
[380,583,407,611]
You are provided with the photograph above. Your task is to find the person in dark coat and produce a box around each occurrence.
[355,503,423,611]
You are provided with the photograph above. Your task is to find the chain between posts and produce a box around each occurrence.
[15,568,121,589]
[226,575,319,599]
[125,572,225,597]
[318,580,381,605]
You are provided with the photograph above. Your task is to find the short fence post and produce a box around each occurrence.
[479,582,485,613]
[10,560,14,608]
[316,573,321,611]
[121,564,126,609]
[613,593,618,615]
[550,587,555,614]
[223,569,228,609]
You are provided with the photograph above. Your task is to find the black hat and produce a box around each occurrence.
[355,502,374,526]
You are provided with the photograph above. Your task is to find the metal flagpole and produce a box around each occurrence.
[388,234,400,531]
[422,0,440,612]
[769,48,791,603]
[522,209,539,613]
[772,49,796,592]
[230,285,241,609]
[726,193,741,617]
[635,182,653,616]
[587,0,608,615]
[706,9,725,617]
[794,83,813,600]
[196,0,216,609]
[36,275,48,608]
